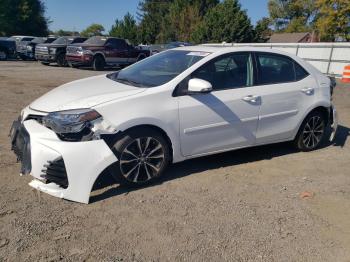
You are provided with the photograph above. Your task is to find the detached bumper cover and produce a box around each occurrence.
[330,105,338,142]
[11,119,118,204]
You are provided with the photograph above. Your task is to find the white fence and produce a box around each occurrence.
[203,42,350,77]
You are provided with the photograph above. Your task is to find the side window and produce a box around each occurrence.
[106,39,117,48]
[192,53,253,90]
[294,62,309,81]
[115,39,128,49]
[256,53,295,85]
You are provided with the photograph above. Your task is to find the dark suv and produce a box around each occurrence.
[66,36,150,70]
[17,37,57,60]
[35,36,87,66]
[0,38,16,60]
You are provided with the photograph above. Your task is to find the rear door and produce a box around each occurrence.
[106,39,129,64]
[254,52,316,144]
[178,52,261,157]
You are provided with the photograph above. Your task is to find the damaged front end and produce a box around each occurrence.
[10,107,118,204]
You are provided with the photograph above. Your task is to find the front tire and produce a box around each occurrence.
[92,55,105,71]
[0,50,8,60]
[110,128,170,187]
[56,53,67,67]
[294,111,326,151]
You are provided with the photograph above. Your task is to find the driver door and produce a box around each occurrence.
[178,52,261,157]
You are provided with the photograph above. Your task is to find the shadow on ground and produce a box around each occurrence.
[90,125,350,203]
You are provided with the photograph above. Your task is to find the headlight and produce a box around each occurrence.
[26,46,32,51]
[42,109,101,134]
[49,48,56,54]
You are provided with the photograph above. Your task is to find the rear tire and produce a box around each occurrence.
[56,53,67,67]
[293,111,326,151]
[109,127,170,187]
[93,55,105,71]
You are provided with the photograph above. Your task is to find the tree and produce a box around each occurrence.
[315,0,350,41]
[50,29,79,36]
[268,0,316,32]
[109,13,138,44]
[194,0,254,43]
[0,0,49,36]
[137,0,173,44]
[80,23,105,37]
[254,17,272,42]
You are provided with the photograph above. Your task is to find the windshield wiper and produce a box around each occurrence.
[116,78,148,87]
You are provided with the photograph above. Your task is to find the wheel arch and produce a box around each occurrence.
[293,104,331,139]
[93,52,106,60]
[117,124,174,163]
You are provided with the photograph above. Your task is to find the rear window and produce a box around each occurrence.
[295,62,309,81]
[21,37,34,41]
[256,53,309,85]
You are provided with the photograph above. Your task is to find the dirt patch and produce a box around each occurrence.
[0,61,350,261]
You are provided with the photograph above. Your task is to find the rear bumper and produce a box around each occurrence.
[10,118,118,204]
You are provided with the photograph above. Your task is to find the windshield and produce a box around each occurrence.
[52,37,67,45]
[84,36,107,45]
[107,50,210,87]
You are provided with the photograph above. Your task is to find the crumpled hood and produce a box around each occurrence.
[30,74,145,112]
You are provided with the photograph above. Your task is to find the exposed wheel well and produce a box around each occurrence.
[308,106,330,126]
[121,125,174,162]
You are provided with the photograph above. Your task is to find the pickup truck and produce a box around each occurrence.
[66,36,150,70]
[35,36,87,66]
[0,38,16,60]
[17,36,57,60]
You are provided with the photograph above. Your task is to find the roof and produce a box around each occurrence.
[176,45,298,58]
[269,32,311,43]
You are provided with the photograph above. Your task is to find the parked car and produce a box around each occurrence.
[35,36,87,66]
[17,36,57,60]
[150,41,192,54]
[0,38,16,60]
[7,35,35,46]
[66,36,150,70]
[10,46,337,204]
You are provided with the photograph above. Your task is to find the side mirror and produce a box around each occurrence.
[188,78,213,94]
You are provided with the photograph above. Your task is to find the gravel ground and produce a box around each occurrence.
[0,61,350,262]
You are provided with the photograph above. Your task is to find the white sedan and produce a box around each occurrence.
[10,46,338,203]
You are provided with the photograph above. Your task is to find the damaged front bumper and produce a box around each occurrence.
[10,118,118,204]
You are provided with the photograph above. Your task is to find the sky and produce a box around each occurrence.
[43,0,269,32]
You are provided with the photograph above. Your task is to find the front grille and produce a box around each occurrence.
[41,158,68,188]
[66,46,80,55]
[35,46,48,55]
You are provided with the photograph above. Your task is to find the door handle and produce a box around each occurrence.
[301,87,314,95]
[242,95,260,103]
